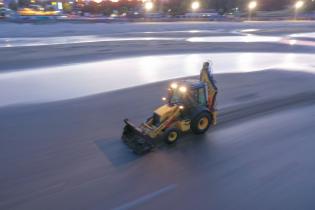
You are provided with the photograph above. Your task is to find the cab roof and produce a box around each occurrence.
[178,79,205,89]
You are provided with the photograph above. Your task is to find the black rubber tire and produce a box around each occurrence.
[191,112,212,134]
[164,128,180,144]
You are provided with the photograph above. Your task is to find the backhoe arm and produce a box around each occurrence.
[200,62,218,111]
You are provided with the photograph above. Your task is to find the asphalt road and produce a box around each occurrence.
[1,70,315,210]
[2,21,315,210]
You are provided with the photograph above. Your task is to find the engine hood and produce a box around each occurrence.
[154,104,178,122]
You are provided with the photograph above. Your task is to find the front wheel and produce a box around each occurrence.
[164,128,180,144]
[191,112,212,134]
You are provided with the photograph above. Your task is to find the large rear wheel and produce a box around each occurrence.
[191,112,212,134]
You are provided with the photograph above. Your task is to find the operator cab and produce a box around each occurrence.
[167,79,208,108]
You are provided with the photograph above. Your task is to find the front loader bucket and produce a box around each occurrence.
[122,119,155,155]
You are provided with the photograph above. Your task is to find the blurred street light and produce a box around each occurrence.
[294,0,304,20]
[144,1,154,12]
[191,1,200,11]
[248,1,257,21]
[295,0,304,9]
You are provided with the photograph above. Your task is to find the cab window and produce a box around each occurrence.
[197,88,206,106]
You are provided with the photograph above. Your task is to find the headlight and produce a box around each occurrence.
[170,83,178,89]
[179,86,187,93]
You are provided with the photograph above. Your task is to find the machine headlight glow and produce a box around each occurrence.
[179,86,187,93]
[171,83,178,89]
[179,105,184,109]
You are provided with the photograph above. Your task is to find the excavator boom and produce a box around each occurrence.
[200,62,218,111]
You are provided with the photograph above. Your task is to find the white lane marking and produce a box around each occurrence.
[112,184,176,210]
[186,35,281,43]
[0,36,180,48]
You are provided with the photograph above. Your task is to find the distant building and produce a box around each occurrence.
[3,0,11,7]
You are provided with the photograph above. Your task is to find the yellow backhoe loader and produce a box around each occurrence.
[122,61,218,154]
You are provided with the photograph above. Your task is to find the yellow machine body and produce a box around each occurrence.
[140,104,182,139]
[122,61,218,154]
[154,104,178,123]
